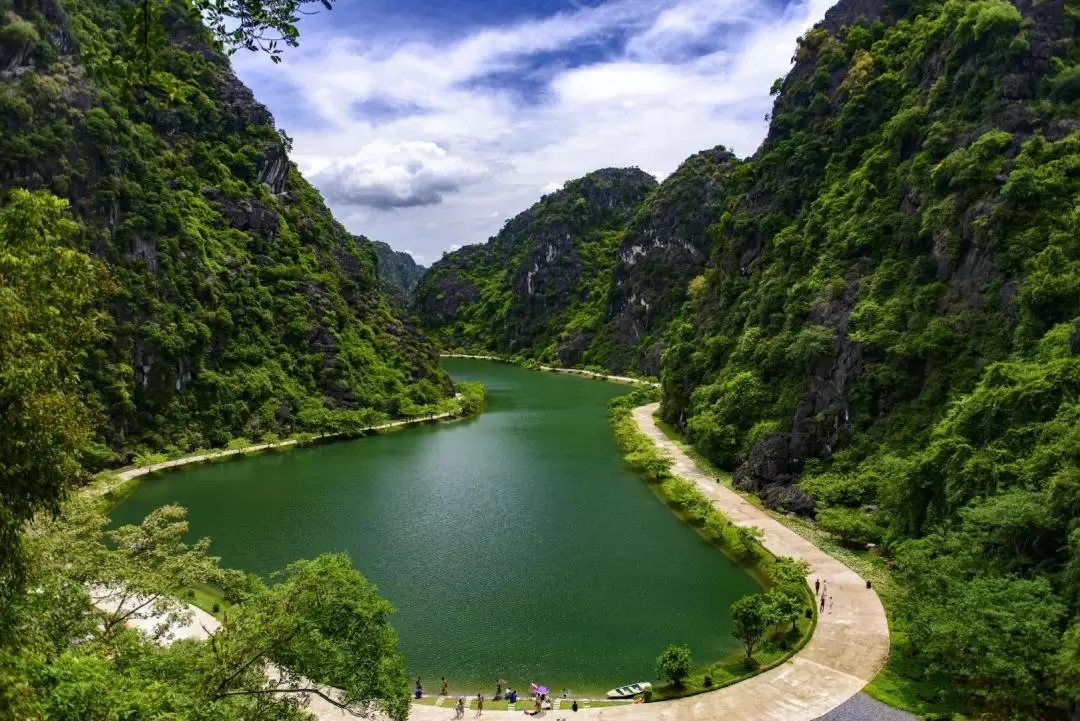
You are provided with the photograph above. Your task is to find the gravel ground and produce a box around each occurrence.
[814,693,918,721]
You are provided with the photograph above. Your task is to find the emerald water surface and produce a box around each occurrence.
[110,358,759,694]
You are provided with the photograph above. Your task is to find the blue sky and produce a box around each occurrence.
[232,0,835,264]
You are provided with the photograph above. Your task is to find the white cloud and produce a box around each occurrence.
[310,140,487,209]
[233,0,836,260]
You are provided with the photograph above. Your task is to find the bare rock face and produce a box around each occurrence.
[413,168,657,354]
[256,142,290,195]
[202,188,280,239]
[603,147,744,375]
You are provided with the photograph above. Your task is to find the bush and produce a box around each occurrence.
[703,675,713,688]
[226,437,253,451]
[211,602,220,613]
[816,507,883,546]
[655,644,692,687]
[133,451,168,468]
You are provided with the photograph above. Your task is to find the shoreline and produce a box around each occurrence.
[90,398,472,505]
[91,360,890,720]
[440,353,659,387]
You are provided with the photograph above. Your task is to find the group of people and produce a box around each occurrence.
[814,578,834,614]
[414,676,578,717]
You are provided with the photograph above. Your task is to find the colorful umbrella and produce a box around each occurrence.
[536,686,549,695]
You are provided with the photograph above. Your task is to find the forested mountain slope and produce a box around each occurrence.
[370,239,425,308]
[413,154,748,376]
[659,0,1080,715]
[0,0,451,463]
[412,167,658,361]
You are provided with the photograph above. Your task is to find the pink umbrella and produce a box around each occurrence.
[536,686,549,695]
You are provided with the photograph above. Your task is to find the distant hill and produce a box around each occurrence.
[369,239,426,308]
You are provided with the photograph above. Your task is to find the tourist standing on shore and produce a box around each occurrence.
[476,694,484,716]
[815,578,820,595]
[442,677,448,696]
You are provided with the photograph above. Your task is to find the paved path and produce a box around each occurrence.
[97,400,890,720]
[413,404,890,720]
[95,405,463,497]
[813,693,915,721]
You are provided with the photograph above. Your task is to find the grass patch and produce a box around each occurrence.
[179,581,230,619]
[650,617,813,701]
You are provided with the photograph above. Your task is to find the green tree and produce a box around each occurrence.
[14,504,410,721]
[896,540,1067,713]
[0,190,106,622]
[655,644,692,687]
[202,553,410,720]
[730,593,776,661]
[768,589,802,634]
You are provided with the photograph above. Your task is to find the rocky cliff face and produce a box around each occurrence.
[369,239,426,309]
[663,0,1080,514]
[413,168,657,359]
[0,0,450,458]
[597,147,747,375]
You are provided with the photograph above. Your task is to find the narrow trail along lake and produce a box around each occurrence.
[111,358,760,695]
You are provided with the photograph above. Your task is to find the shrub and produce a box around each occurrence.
[816,507,884,546]
[655,644,692,687]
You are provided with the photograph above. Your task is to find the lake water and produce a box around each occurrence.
[110,358,760,694]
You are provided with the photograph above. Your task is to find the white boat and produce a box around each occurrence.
[606,682,651,699]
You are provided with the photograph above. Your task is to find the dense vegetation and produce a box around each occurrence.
[0,2,455,718]
[412,167,658,365]
[0,0,452,468]
[414,153,750,376]
[658,0,1080,717]
[418,0,1080,715]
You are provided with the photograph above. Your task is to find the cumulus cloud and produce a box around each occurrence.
[233,0,836,258]
[310,140,487,209]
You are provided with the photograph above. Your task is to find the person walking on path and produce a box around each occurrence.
[476,694,484,716]
[829,595,834,614]
[442,677,448,697]
[455,697,465,719]
[822,580,827,597]
[815,578,820,596]
[820,593,826,612]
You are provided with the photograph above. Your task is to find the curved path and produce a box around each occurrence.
[92,405,463,499]
[98,400,890,720]
[410,403,890,721]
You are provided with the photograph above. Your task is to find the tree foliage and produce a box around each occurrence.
[5,501,409,721]
[0,190,106,621]
[729,594,777,661]
[0,0,452,465]
[655,643,692,687]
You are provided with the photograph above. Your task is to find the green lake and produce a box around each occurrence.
[110,358,760,695]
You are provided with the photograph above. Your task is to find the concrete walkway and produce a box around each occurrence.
[412,404,891,720]
[97,400,890,720]
[94,405,463,498]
